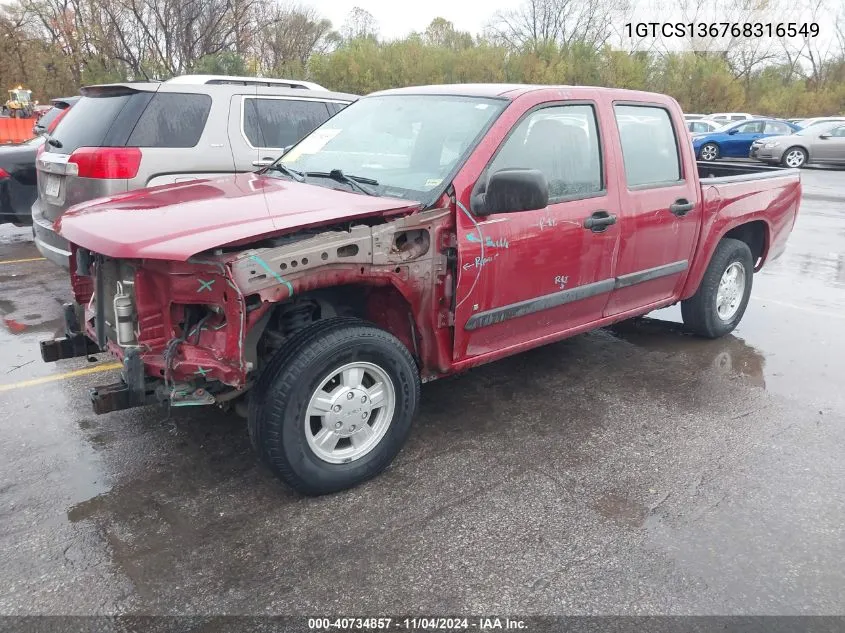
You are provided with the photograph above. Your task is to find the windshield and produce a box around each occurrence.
[280,94,507,202]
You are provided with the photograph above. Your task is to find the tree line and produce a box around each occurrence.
[1,0,843,116]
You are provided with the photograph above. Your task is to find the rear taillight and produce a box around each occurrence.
[67,147,142,179]
[0,167,9,179]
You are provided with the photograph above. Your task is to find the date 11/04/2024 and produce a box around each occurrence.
[308,617,528,630]
[624,22,819,38]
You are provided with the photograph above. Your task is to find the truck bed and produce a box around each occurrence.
[697,160,798,182]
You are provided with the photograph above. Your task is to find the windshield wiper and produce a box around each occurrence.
[263,162,305,182]
[46,135,62,149]
[306,169,379,196]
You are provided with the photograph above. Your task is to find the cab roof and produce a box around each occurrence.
[370,83,677,102]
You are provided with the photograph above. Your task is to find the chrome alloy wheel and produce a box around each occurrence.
[716,262,746,321]
[784,148,806,167]
[700,144,719,161]
[304,362,396,464]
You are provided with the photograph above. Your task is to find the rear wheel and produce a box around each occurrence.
[781,146,807,168]
[248,318,420,495]
[681,238,754,339]
[699,143,720,161]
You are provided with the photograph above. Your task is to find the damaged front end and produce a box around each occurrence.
[41,206,454,416]
[42,247,253,414]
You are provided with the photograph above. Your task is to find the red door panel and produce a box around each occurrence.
[454,197,619,359]
[603,104,700,317]
[451,95,623,362]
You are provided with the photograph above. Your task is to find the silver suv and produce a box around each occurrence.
[33,75,357,267]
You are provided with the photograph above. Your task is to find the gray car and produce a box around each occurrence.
[750,120,845,168]
[33,75,357,267]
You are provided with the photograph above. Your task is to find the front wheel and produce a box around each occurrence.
[248,318,420,495]
[699,143,720,161]
[781,146,807,168]
[681,238,754,338]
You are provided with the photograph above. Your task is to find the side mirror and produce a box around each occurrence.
[727,128,739,135]
[252,157,276,167]
[819,133,831,139]
[473,168,549,216]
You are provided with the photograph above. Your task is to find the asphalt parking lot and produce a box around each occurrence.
[1,167,844,616]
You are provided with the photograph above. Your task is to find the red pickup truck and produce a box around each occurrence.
[41,84,801,495]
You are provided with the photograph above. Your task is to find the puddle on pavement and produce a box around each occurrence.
[607,318,766,389]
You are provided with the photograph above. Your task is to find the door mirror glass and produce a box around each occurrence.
[474,168,549,216]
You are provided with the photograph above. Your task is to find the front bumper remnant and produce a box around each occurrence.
[40,302,101,362]
[40,334,101,362]
[90,349,157,415]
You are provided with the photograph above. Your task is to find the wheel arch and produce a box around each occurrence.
[722,219,770,270]
[681,218,771,300]
[247,281,429,373]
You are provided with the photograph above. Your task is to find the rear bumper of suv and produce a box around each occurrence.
[32,199,71,268]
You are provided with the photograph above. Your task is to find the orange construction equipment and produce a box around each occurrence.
[0,116,37,144]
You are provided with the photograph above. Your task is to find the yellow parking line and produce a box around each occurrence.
[0,362,121,392]
[0,257,47,265]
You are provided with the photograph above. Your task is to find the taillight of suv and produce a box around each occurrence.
[66,147,142,179]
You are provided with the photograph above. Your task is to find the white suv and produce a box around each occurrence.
[33,75,357,267]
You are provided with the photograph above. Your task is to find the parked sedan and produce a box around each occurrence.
[693,118,801,161]
[0,136,44,225]
[750,120,845,167]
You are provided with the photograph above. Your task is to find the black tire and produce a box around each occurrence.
[681,238,754,339]
[248,317,420,496]
[781,146,807,168]
[699,142,720,161]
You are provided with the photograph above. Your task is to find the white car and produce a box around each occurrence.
[687,119,724,134]
[705,112,754,123]
[684,113,707,120]
[796,117,845,129]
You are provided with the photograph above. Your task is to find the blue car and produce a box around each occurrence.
[693,118,801,161]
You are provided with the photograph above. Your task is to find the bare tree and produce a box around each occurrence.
[341,6,377,41]
[254,3,336,71]
[486,0,627,51]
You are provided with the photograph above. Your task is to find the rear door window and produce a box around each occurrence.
[48,95,133,154]
[327,102,348,115]
[764,121,792,135]
[614,105,681,188]
[736,121,765,134]
[127,93,212,148]
[243,98,332,149]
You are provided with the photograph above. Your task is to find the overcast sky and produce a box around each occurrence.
[319,0,515,39]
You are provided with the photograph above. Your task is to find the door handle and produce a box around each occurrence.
[669,199,694,216]
[583,210,617,232]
